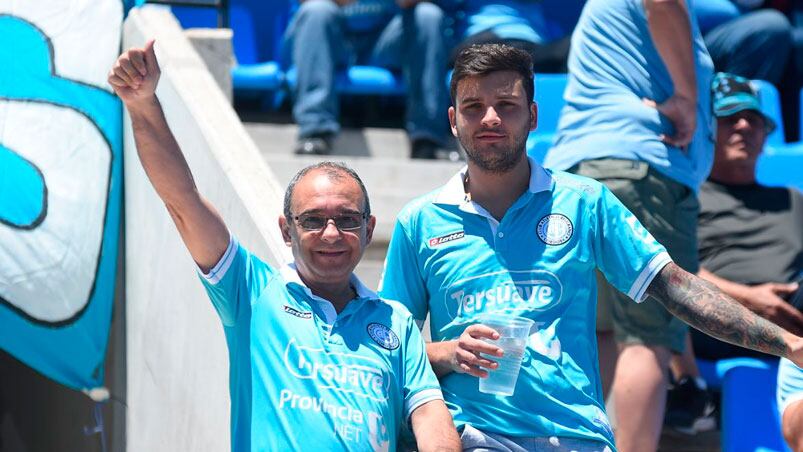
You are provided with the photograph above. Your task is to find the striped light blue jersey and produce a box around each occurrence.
[199,237,443,452]
[379,159,671,447]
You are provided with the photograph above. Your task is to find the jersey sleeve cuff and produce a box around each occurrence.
[628,251,672,303]
[199,235,238,285]
[404,387,443,421]
[781,392,803,417]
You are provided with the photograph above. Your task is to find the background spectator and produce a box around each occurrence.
[543,0,714,450]
[667,75,803,424]
[667,72,803,436]
[283,0,451,158]
[449,0,584,73]
[694,0,801,141]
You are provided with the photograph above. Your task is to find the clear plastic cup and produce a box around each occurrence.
[478,313,534,396]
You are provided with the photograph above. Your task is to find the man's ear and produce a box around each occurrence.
[449,106,458,137]
[365,215,377,245]
[530,102,538,131]
[279,216,292,246]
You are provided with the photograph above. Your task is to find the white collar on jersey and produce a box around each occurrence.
[434,156,553,206]
[280,263,378,302]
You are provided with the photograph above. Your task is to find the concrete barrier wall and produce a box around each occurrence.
[123,7,291,451]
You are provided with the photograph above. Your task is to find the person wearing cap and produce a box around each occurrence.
[667,72,803,385]
[665,72,803,435]
[693,72,803,356]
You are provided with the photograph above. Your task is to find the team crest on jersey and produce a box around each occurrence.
[283,305,312,319]
[367,323,400,350]
[537,214,573,245]
[428,231,465,247]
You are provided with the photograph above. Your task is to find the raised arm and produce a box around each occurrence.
[643,0,697,148]
[410,400,461,452]
[108,40,229,271]
[648,262,803,365]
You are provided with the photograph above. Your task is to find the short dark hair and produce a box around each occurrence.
[283,161,371,219]
[450,44,534,106]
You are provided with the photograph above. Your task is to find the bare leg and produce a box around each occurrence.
[612,343,671,452]
[669,332,700,380]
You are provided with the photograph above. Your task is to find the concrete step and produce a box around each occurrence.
[245,122,414,159]
[245,122,464,243]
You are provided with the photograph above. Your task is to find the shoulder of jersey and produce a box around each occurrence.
[549,169,603,197]
[396,189,441,224]
[375,297,416,321]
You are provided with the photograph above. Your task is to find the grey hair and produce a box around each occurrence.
[283,161,372,219]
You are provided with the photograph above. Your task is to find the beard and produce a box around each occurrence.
[457,125,529,174]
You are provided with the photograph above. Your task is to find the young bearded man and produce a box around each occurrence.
[379,43,803,452]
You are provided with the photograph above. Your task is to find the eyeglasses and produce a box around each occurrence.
[293,213,367,232]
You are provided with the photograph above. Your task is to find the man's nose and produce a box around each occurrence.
[481,106,501,127]
[734,116,753,130]
[320,220,341,242]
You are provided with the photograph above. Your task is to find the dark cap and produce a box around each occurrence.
[711,72,776,132]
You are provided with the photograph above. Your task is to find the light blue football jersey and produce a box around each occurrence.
[778,358,803,418]
[199,237,443,452]
[379,159,671,447]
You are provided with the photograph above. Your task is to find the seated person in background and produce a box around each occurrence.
[693,72,803,358]
[109,41,460,451]
[450,0,584,73]
[667,72,803,434]
[694,0,799,139]
[283,0,451,159]
[778,357,803,452]
[696,0,792,86]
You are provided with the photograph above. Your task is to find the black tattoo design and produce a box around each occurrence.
[648,263,789,357]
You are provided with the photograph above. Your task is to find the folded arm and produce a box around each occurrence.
[698,268,803,335]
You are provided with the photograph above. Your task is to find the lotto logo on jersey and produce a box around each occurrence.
[428,231,464,247]
[446,269,564,317]
[283,339,390,402]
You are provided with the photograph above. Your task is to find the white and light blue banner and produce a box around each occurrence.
[0,1,123,392]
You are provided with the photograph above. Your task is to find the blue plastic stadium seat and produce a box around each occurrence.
[232,61,283,91]
[753,80,786,148]
[285,66,405,97]
[697,357,777,390]
[721,359,791,452]
[756,141,803,192]
[171,0,291,107]
[526,73,567,163]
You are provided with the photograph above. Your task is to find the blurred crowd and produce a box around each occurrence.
[283,0,802,157]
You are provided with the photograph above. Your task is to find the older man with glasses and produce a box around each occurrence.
[108,39,459,452]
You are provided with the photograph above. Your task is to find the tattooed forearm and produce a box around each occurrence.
[647,263,790,357]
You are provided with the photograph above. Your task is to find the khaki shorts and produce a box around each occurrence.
[571,159,699,353]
